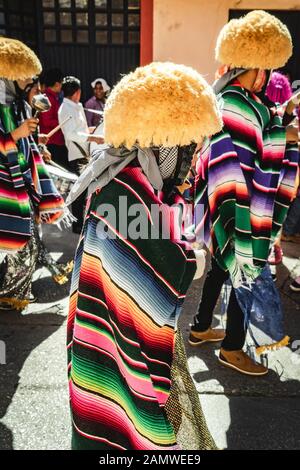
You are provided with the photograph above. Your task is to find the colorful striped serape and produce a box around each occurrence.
[194,82,299,286]
[67,161,202,450]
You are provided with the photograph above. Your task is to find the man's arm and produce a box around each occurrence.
[59,106,88,144]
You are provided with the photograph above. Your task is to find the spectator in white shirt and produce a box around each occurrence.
[58,76,104,233]
[58,76,103,165]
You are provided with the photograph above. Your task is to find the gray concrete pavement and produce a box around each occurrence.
[0,225,299,450]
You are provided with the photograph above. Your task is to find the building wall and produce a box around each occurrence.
[153,0,300,83]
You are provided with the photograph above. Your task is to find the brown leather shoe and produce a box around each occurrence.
[189,327,225,346]
[219,348,268,376]
[281,232,300,243]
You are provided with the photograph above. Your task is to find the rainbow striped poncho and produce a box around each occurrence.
[67,161,197,449]
[194,82,299,286]
[0,103,65,252]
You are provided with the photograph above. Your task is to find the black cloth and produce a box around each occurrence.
[47,144,69,171]
[193,258,246,351]
[68,157,89,233]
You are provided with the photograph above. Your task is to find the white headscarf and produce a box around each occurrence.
[91,78,110,93]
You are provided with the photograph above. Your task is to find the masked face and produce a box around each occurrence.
[252,69,267,93]
[27,83,41,107]
[157,143,197,197]
[16,78,34,93]
[174,143,197,186]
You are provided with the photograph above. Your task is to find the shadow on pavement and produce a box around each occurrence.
[0,310,66,450]
[180,268,300,450]
[32,274,71,304]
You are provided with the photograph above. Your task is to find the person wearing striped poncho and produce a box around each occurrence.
[66,62,223,450]
[0,37,65,309]
[189,10,299,376]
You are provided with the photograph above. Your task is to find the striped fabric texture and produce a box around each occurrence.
[0,103,64,252]
[67,162,196,449]
[194,82,299,286]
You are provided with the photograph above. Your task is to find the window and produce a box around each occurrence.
[112,30,123,44]
[77,29,89,43]
[112,13,123,27]
[40,0,140,46]
[95,0,141,46]
[76,12,89,26]
[128,13,139,27]
[96,13,107,26]
[128,30,139,44]
[60,12,72,25]
[59,0,71,8]
[76,0,88,8]
[96,30,108,43]
[61,29,73,42]
[4,0,36,46]
[111,0,123,8]
[0,2,5,35]
[43,12,55,25]
[44,29,57,42]
[95,0,107,7]
[43,0,55,7]
[42,1,57,43]
[128,0,139,9]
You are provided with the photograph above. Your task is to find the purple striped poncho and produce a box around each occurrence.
[194,82,299,286]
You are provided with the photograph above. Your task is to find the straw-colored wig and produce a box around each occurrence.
[0,37,42,80]
[216,10,292,70]
[104,62,222,149]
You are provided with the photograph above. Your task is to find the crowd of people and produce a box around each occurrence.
[0,9,299,450]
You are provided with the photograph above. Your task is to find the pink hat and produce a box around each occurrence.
[266,71,292,104]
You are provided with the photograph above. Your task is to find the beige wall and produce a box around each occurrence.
[153,0,300,83]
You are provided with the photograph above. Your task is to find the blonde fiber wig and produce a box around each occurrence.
[216,10,292,70]
[0,37,42,80]
[104,62,222,149]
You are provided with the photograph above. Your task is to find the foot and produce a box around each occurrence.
[290,278,300,292]
[268,245,283,265]
[189,327,225,346]
[281,233,300,243]
[219,348,268,376]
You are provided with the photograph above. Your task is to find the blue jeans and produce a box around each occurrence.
[283,195,300,235]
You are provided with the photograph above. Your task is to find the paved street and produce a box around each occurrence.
[0,225,300,450]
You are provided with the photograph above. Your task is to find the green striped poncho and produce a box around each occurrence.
[194,82,299,286]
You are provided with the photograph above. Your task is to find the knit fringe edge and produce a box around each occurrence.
[256,335,290,355]
[52,273,69,285]
[40,207,77,229]
[0,297,29,310]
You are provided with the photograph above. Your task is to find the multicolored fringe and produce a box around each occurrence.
[256,335,290,355]
[0,103,65,252]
